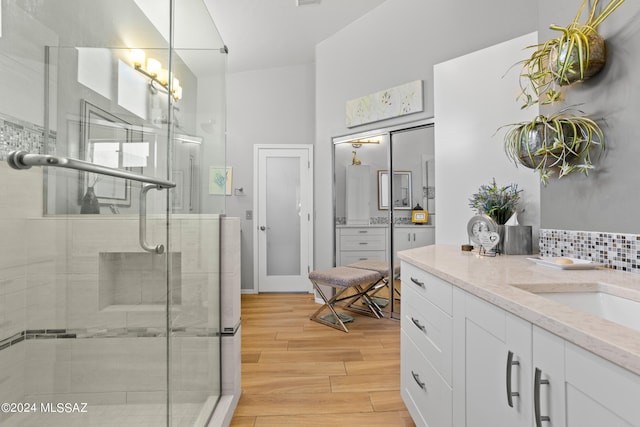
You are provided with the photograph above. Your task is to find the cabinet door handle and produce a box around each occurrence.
[411,317,426,333]
[411,371,426,390]
[506,350,520,407]
[407,233,410,242]
[413,233,416,241]
[410,277,425,287]
[534,368,551,427]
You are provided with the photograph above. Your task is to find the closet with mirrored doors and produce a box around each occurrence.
[333,119,435,319]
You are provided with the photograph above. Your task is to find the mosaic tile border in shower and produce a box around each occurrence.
[0,327,220,352]
[539,228,640,273]
[0,112,57,161]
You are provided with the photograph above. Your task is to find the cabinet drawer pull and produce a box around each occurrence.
[411,317,427,333]
[506,350,520,408]
[534,368,551,426]
[358,230,368,233]
[359,242,369,245]
[410,277,425,287]
[411,371,426,390]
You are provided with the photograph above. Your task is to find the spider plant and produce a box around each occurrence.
[517,0,625,108]
[503,108,605,185]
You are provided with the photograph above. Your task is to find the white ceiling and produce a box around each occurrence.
[203,0,388,73]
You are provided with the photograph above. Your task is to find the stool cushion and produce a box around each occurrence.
[309,266,381,289]
[347,260,400,276]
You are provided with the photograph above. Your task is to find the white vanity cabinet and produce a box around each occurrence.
[400,262,453,427]
[563,340,640,426]
[345,165,370,225]
[457,291,532,427]
[393,226,435,260]
[335,226,387,265]
[400,260,640,427]
[532,326,566,427]
[533,326,640,427]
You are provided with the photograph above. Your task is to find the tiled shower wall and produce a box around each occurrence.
[0,112,56,160]
[0,162,44,415]
[0,161,229,423]
[540,229,640,274]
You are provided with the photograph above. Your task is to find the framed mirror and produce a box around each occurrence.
[378,170,412,210]
[80,100,133,206]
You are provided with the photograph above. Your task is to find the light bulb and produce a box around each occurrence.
[158,68,169,86]
[146,58,161,77]
[130,49,145,68]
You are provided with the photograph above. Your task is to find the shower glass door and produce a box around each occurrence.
[0,1,226,426]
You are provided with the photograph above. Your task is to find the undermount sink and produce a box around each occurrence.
[514,284,640,333]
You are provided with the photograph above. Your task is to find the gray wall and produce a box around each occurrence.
[538,1,640,233]
[226,64,315,291]
[315,0,538,271]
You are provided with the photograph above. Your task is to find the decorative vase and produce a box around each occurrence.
[550,32,607,85]
[80,186,100,214]
[517,122,580,169]
[503,225,533,255]
[496,224,505,254]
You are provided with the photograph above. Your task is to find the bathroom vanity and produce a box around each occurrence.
[398,245,640,427]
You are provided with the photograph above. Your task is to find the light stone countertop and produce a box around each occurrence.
[398,244,640,376]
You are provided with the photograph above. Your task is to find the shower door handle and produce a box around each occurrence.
[140,184,165,254]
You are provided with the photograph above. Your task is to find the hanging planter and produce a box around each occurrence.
[549,30,607,86]
[517,0,625,108]
[503,109,605,185]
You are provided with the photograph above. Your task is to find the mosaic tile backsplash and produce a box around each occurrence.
[539,229,640,273]
[0,112,56,160]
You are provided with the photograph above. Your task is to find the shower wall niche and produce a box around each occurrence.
[99,252,182,308]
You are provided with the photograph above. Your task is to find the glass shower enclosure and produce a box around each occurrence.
[0,0,227,425]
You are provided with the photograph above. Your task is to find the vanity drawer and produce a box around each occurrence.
[339,227,386,236]
[401,261,453,315]
[339,251,387,265]
[340,233,386,251]
[401,330,452,427]
[402,284,452,385]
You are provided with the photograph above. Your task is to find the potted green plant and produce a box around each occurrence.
[518,0,625,108]
[502,108,605,185]
[468,179,522,225]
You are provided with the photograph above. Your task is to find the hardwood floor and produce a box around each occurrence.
[230,292,415,427]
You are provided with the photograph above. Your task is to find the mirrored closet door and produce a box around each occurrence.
[332,119,435,319]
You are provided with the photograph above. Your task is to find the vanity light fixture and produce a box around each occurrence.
[351,135,382,148]
[128,49,182,101]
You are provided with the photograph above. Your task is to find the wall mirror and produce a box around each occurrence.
[80,100,135,207]
[378,170,412,210]
[332,120,435,321]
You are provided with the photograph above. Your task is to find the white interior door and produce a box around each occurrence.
[254,145,313,292]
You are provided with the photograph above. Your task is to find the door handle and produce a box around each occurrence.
[411,317,427,333]
[411,371,426,390]
[260,226,266,231]
[410,277,425,288]
[506,350,520,407]
[139,184,165,254]
[534,367,551,426]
